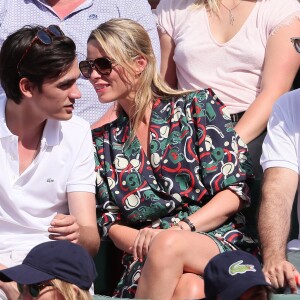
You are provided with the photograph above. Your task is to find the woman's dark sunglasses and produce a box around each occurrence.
[17,282,54,298]
[17,25,64,75]
[79,57,113,79]
[291,37,300,53]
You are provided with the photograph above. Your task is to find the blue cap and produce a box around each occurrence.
[0,241,97,290]
[204,250,270,300]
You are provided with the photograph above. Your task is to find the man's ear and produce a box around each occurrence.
[19,77,35,98]
[134,56,147,75]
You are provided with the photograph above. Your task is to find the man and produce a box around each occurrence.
[0,0,160,126]
[0,25,100,299]
[258,37,300,294]
[203,250,271,300]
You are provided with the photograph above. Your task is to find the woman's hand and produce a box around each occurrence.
[131,225,184,261]
[131,228,164,261]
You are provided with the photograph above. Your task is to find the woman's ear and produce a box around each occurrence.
[19,77,35,98]
[72,284,80,295]
[134,56,147,75]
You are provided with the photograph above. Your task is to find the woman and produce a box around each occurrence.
[81,18,258,299]
[156,0,300,177]
[0,241,97,300]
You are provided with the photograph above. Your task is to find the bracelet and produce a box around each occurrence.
[181,218,196,232]
[173,223,184,230]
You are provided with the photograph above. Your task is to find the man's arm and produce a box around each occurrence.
[49,192,100,256]
[258,167,299,292]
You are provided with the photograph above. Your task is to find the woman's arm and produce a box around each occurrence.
[108,222,139,254]
[234,19,300,144]
[108,188,244,261]
[179,188,245,232]
[159,31,178,89]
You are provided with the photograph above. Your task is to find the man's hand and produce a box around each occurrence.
[48,213,80,243]
[263,258,300,294]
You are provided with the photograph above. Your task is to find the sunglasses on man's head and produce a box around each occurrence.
[79,57,113,79]
[17,282,54,298]
[17,25,64,75]
[291,37,300,53]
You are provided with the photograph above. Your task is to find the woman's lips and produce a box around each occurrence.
[95,84,110,93]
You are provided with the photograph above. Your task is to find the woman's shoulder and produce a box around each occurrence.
[156,0,199,29]
[92,113,128,142]
[157,0,195,11]
[257,0,300,24]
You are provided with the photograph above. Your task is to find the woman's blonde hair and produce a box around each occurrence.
[88,18,187,138]
[193,0,221,14]
[51,279,92,300]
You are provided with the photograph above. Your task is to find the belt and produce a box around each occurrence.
[230,111,245,123]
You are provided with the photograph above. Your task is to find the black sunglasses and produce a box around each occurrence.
[17,25,64,75]
[79,57,113,79]
[17,282,54,298]
[291,37,300,53]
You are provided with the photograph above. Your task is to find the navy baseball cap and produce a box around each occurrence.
[204,250,270,300]
[0,240,97,290]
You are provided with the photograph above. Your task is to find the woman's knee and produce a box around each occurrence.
[149,230,184,257]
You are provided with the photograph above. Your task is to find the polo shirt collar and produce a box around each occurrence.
[36,0,93,12]
[43,119,61,147]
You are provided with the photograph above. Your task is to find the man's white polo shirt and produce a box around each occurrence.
[0,95,96,253]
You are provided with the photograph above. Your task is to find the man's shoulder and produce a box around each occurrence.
[274,89,300,113]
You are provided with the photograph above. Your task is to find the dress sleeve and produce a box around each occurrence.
[93,128,122,238]
[190,89,252,203]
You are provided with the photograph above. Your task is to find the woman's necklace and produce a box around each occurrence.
[221,1,242,25]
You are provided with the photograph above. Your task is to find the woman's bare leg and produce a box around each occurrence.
[172,273,205,300]
[135,230,220,300]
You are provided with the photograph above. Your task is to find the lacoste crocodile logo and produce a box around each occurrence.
[229,260,256,275]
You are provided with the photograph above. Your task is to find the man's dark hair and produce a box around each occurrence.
[0,25,76,104]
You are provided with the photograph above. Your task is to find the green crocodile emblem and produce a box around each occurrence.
[229,260,256,275]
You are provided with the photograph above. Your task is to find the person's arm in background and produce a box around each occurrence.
[234,19,300,144]
[258,167,299,293]
[159,30,177,89]
[258,97,300,293]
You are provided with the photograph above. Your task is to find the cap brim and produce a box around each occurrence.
[0,264,54,284]
[219,278,271,300]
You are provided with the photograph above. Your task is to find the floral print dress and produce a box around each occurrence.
[93,89,258,298]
